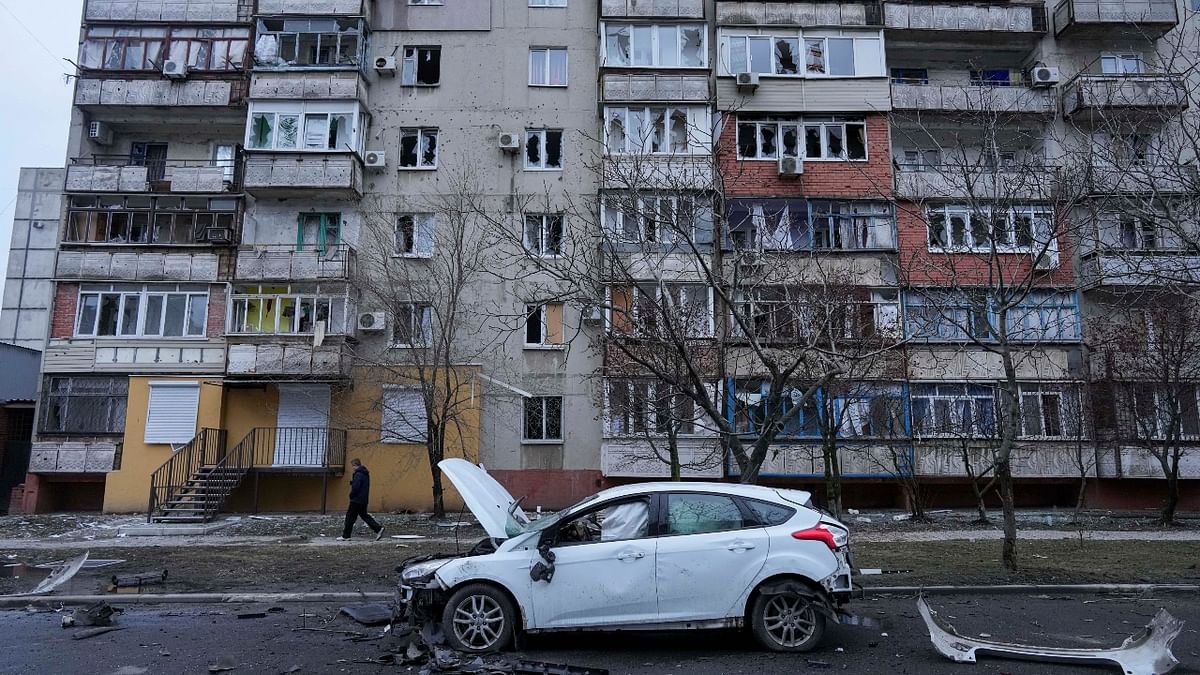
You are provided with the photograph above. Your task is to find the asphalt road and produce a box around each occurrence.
[2,593,1198,675]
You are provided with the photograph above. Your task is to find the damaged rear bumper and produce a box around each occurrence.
[918,596,1183,675]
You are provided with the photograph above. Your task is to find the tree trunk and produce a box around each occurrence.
[823,437,843,519]
[668,431,681,482]
[428,431,446,520]
[1160,472,1179,526]
[997,460,1017,572]
[1073,472,1087,524]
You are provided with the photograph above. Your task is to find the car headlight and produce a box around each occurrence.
[401,558,452,583]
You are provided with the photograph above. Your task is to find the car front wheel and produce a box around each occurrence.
[441,583,516,653]
[750,590,826,652]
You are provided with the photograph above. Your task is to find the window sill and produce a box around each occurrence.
[524,167,564,172]
[926,247,1038,255]
[392,253,434,259]
[735,157,868,162]
[529,83,569,88]
[524,344,566,351]
[389,344,430,349]
[77,335,212,341]
[398,167,438,171]
[521,439,563,445]
[400,84,441,88]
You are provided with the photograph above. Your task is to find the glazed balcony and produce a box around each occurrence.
[242,152,363,198]
[890,82,1057,116]
[63,194,240,248]
[1053,0,1177,37]
[66,156,240,194]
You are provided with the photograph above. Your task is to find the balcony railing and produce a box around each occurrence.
[236,427,348,471]
[67,155,241,193]
[894,164,1060,200]
[884,2,1047,36]
[890,83,1057,115]
[226,342,352,378]
[27,441,118,473]
[242,152,363,197]
[1062,73,1188,118]
[1054,0,1178,36]
[1085,162,1198,195]
[235,244,355,281]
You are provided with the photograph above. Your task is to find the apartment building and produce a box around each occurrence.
[2,0,1197,516]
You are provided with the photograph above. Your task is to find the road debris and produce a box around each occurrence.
[1,552,89,597]
[339,604,393,626]
[208,655,238,672]
[109,571,167,591]
[237,611,268,619]
[61,601,121,628]
[918,596,1183,675]
[72,626,126,640]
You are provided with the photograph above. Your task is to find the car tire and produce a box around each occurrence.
[441,583,516,653]
[750,589,827,652]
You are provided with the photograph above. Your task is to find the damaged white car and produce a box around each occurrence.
[395,459,854,654]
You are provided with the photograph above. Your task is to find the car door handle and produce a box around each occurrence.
[616,551,646,561]
[727,542,756,551]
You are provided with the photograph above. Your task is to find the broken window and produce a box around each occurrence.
[910,384,997,437]
[556,499,649,544]
[926,205,1050,251]
[605,106,705,154]
[726,34,801,75]
[296,212,341,254]
[529,47,568,86]
[525,303,565,346]
[40,376,128,435]
[81,26,248,71]
[604,194,711,246]
[395,213,435,257]
[523,396,563,441]
[736,119,802,159]
[1019,384,1081,438]
[246,105,360,152]
[402,47,440,86]
[801,119,867,160]
[809,200,895,250]
[392,303,433,347]
[76,284,208,338]
[524,213,564,256]
[65,196,236,246]
[229,285,347,335]
[254,18,362,68]
[802,34,881,77]
[603,23,706,67]
[525,129,563,170]
[400,128,439,169]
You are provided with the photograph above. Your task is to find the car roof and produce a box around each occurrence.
[584,481,808,505]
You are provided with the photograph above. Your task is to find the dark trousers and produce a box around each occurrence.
[342,501,381,538]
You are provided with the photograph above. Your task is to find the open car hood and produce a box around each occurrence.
[439,458,530,539]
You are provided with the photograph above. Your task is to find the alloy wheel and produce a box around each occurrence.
[451,593,506,650]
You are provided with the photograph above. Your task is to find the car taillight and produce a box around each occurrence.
[792,524,837,551]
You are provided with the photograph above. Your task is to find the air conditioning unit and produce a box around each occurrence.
[1030,66,1060,87]
[735,72,760,92]
[363,150,387,168]
[357,311,386,332]
[374,56,397,76]
[87,121,113,146]
[203,227,233,244]
[498,132,521,152]
[1034,249,1060,270]
[778,156,803,176]
[162,60,188,80]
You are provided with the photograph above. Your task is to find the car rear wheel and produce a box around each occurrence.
[750,590,826,652]
[441,583,515,653]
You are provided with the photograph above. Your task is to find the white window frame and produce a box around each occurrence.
[402,46,441,87]
[1100,52,1144,75]
[608,284,714,338]
[718,29,883,78]
[525,129,563,170]
[601,194,712,245]
[524,302,566,348]
[604,106,711,155]
[395,213,436,258]
[926,205,1050,253]
[245,101,364,152]
[524,213,564,257]
[910,383,997,439]
[227,284,349,336]
[75,284,209,339]
[381,385,429,443]
[529,47,568,86]
[144,381,201,444]
[801,32,884,78]
[523,395,563,442]
[605,380,706,437]
[602,22,708,68]
[736,118,867,161]
[392,303,433,348]
[399,128,440,170]
[1018,383,1082,439]
[529,0,567,6]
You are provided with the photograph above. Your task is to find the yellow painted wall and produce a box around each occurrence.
[103,376,225,513]
[105,367,479,514]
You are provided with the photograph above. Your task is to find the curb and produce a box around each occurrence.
[859,583,1200,596]
[0,591,392,608]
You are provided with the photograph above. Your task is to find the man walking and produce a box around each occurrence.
[338,458,384,541]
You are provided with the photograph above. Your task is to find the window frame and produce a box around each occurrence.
[736,117,867,161]
[394,212,436,258]
[381,385,429,444]
[525,128,564,171]
[602,22,708,68]
[909,383,998,439]
[925,205,1051,253]
[75,283,210,339]
[401,46,441,87]
[246,101,363,152]
[39,376,128,436]
[604,105,710,155]
[523,395,564,442]
[719,29,883,78]
[524,302,566,348]
[529,47,569,87]
[661,491,755,537]
[253,17,363,69]
[602,193,714,246]
[608,283,715,338]
[524,213,565,257]
[1018,383,1082,439]
[227,284,348,336]
[549,496,654,547]
[80,25,250,72]
[399,127,440,170]
[391,303,434,348]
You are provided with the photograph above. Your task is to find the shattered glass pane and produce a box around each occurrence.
[781,125,799,157]
[775,38,799,75]
[605,25,630,66]
[805,38,825,74]
[680,27,703,66]
[401,131,418,167]
[420,130,438,166]
[277,115,299,149]
[670,109,688,153]
[545,131,562,168]
[526,132,542,167]
[607,109,626,153]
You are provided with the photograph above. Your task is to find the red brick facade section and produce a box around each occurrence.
[50,283,79,338]
[489,469,604,510]
[895,200,1076,287]
[718,114,893,199]
[207,284,226,338]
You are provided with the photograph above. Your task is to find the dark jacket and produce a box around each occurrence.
[349,465,370,504]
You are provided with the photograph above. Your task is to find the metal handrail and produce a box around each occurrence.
[146,428,227,523]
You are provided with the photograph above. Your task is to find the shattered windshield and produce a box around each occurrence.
[514,493,601,535]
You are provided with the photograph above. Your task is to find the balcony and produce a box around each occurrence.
[242,152,363,198]
[43,338,227,374]
[28,441,118,473]
[1085,162,1198,195]
[249,71,368,106]
[894,165,1060,200]
[64,194,240,248]
[55,250,221,281]
[602,73,709,103]
[716,76,891,114]
[67,156,240,194]
[84,0,250,22]
[226,341,352,379]
[256,0,365,14]
[716,1,881,26]
[601,155,715,190]
[1054,0,1177,37]
[235,244,355,281]
[1080,252,1200,287]
[74,77,249,125]
[884,1,1047,44]
[890,83,1056,116]
[1062,73,1188,121]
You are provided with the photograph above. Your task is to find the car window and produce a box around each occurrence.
[556,498,650,545]
[744,498,795,526]
[665,493,746,535]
